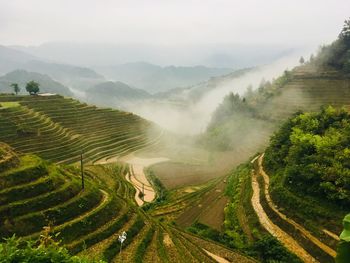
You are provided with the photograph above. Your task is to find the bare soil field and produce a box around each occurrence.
[176,180,228,230]
[198,194,228,231]
[151,162,220,189]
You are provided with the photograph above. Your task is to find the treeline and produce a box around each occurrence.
[264,106,350,207]
[311,18,350,72]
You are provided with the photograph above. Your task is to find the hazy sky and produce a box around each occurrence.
[0,0,349,46]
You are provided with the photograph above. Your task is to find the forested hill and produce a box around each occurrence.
[264,106,350,208]
[203,19,350,152]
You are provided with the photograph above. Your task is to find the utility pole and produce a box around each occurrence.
[81,151,84,190]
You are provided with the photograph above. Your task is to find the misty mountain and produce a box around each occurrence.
[0,45,104,89]
[153,68,253,102]
[85,81,151,108]
[11,42,299,69]
[0,45,37,74]
[0,70,73,97]
[94,62,234,93]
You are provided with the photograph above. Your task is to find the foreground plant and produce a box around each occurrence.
[0,229,105,263]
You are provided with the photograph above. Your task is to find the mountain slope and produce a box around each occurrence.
[0,70,73,96]
[86,81,151,109]
[0,94,162,164]
[219,20,350,263]
[0,45,104,89]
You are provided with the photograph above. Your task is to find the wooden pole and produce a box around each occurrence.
[81,152,84,190]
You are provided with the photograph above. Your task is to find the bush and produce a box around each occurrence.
[250,235,302,263]
[264,107,350,207]
[0,235,105,263]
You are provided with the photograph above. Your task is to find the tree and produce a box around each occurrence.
[339,18,350,40]
[309,54,315,63]
[10,83,20,95]
[299,56,305,64]
[25,81,40,95]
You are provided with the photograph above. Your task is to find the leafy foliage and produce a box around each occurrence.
[312,18,350,72]
[251,235,302,263]
[25,81,40,95]
[0,235,104,263]
[10,83,20,95]
[265,106,350,207]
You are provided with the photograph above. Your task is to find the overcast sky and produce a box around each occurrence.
[0,0,349,47]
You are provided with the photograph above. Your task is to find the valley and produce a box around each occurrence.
[1,10,350,263]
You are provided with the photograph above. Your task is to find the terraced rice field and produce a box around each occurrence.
[0,95,163,164]
[258,67,350,121]
[0,142,255,262]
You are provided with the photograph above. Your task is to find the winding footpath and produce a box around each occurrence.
[122,155,169,206]
[251,154,337,262]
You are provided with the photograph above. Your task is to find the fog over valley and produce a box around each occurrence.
[2,1,350,262]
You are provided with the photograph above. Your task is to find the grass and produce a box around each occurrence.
[0,102,20,108]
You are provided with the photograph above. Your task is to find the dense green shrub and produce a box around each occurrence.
[187,222,223,243]
[265,106,350,207]
[250,235,302,263]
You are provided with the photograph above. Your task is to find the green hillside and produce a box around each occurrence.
[0,94,162,164]
[0,141,255,262]
[264,107,349,231]
[204,20,350,263]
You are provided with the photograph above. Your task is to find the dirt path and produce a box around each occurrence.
[122,155,169,206]
[322,229,340,241]
[257,154,336,259]
[95,154,168,206]
[204,249,231,263]
[251,167,317,262]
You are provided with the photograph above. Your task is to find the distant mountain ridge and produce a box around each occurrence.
[0,45,104,90]
[0,70,73,97]
[85,81,151,108]
[94,62,234,93]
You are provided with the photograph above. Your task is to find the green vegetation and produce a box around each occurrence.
[222,162,301,262]
[102,216,145,262]
[25,80,40,95]
[312,18,350,72]
[10,83,20,95]
[265,106,350,207]
[143,169,168,211]
[262,107,349,241]
[0,101,20,108]
[0,95,162,164]
[133,227,155,263]
[0,235,104,263]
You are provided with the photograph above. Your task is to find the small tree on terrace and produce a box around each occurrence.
[10,83,20,95]
[299,56,305,64]
[25,81,40,95]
